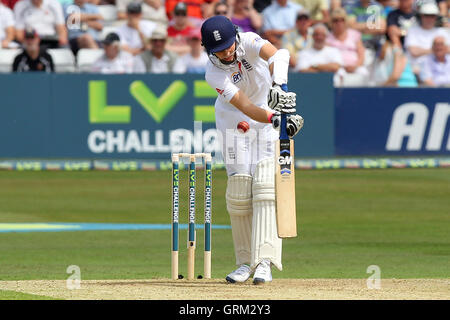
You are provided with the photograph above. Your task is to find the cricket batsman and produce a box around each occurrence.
[201,16,304,284]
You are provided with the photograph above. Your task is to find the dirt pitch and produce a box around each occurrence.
[0,279,448,300]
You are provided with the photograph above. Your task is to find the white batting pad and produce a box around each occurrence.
[251,158,282,270]
[226,174,253,266]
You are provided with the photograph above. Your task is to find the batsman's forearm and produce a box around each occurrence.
[230,90,272,123]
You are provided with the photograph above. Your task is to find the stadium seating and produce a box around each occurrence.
[77,48,104,72]
[0,49,21,73]
[48,49,76,73]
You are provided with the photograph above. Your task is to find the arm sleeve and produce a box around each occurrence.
[4,7,15,27]
[133,55,147,73]
[419,58,432,82]
[205,68,239,103]
[295,51,310,71]
[14,3,25,30]
[241,32,269,58]
[386,11,398,27]
[52,1,66,25]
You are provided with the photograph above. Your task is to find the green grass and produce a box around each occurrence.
[0,290,59,300]
[0,169,448,280]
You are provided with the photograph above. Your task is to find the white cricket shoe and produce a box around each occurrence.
[225,264,253,283]
[253,259,272,285]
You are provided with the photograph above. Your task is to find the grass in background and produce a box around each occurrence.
[0,169,448,280]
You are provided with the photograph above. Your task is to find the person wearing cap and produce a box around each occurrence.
[0,2,15,48]
[63,0,103,54]
[14,0,68,49]
[12,28,54,72]
[326,7,368,82]
[117,0,168,29]
[387,0,418,49]
[133,25,185,73]
[405,2,450,71]
[281,9,313,67]
[200,16,304,285]
[176,28,209,73]
[166,1,194,56]
[419,35,450,86]
[165,0,211,20]
[231,0,263,33]
[91,32,134,74]
[116,2,157,56]
[261,0,304,48]
[347,0,387,51]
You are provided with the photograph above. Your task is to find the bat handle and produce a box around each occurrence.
[279,84,289,140]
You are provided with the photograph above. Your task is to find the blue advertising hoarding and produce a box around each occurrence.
[335,88,450,156]
[0,73,334,159]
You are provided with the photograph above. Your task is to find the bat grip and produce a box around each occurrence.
[279,84,289,140]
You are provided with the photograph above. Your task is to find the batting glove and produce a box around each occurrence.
[270,113,304,138]
[267,84,296,114]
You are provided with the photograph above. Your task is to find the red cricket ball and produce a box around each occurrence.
[237,121,250,134]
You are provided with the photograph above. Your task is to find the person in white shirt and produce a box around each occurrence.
[404,2,449,70]
[91,32,134,74]
[0,3,16,48]
[201,16,304,285]
[116,2,156,56]
[177,28,209,73]
[133,25,185,73]
[295,24,343,85]
[419,36,450,86]
[14,0,68,48]
[116,0,168,29]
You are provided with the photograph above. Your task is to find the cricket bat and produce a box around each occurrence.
[275,84,297,238]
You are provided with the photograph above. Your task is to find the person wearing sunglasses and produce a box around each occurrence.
[326,7,369,85]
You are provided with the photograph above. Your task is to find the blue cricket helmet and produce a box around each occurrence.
[201,16,237,54]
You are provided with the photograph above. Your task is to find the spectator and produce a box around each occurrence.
[387,0,418,49]
[167,2,194,56]
[1,0,20,10]
[14,0,68,49]
[91,32,135,73]
[295,24,343,85]
[405,2,449,70]
[281,9,313,67]
[12,28,54,72]
[0,2,16,48]
[231,0,263,32]
[177,28,209,73]
[293,0,329,24]
[348,0,387,51]
[213,1,230,18]
[117,0,168,28]
[261,0,304,48]
[116,2,157,56]
[327,8,368,80]
[165,0,211,21]
[419,36,450,86]
[64,0,103,54]
[371,38,418,86]
[133,25,185,73]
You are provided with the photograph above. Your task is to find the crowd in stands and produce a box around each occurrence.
[0,0,449,86]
